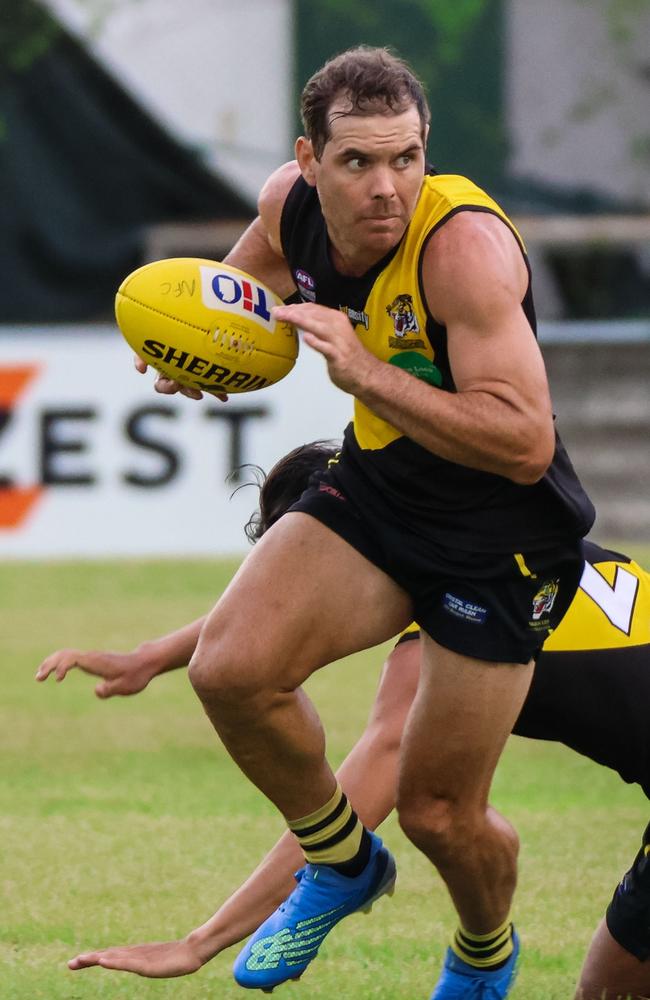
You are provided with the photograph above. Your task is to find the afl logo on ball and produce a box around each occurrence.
[200,266,273,327]
[295,268,316,302]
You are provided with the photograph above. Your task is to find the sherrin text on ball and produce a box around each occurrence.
[115,258,298,394]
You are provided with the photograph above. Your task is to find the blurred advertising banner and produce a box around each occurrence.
[0,328,350,558]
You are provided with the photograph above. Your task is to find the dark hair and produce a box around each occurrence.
[243,440,339,544]
[301,46,430,159]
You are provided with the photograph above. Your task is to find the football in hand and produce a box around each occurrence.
[115,258,298,395]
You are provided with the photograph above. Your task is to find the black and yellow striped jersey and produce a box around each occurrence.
[281,172,594,553]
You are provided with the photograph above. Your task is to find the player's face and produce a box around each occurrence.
[296,101,426,275]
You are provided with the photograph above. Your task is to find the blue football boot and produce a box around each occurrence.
[233,831,396,992]
[430,928,520,999]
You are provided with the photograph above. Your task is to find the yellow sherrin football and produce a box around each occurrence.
[115,258,298,394]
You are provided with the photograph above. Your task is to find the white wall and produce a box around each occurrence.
[0,328,351,558]
[43,0,294,201]
[506,0,650,205]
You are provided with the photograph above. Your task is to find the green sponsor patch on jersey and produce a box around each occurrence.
[389,351,442,387]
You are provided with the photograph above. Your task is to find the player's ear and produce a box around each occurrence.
[295,136,317,186]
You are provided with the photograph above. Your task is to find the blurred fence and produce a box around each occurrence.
[541,327,650,543]
[527,211,650,542]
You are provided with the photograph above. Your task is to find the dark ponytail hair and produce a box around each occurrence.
[242,440,339,544]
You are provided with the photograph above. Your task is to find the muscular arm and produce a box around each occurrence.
[274,212,555,485]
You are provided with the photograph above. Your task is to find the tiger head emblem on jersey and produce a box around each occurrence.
[531,580,559,621]
[386,294,420,337]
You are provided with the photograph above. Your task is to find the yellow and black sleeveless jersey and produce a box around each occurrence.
[402,540,650,796]
[281,172,594,553]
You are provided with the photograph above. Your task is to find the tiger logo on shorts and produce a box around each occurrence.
[531,580,559,621]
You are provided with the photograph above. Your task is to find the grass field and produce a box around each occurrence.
[2,552,649,999]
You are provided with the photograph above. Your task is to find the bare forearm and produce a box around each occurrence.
[355,361,550,484]
[137,617,206,677]
[188,832,300,960]
[65,725,402,978]
[186,724,398,961]
[272,300,553,485]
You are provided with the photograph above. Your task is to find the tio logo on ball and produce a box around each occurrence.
[202,267,272,326]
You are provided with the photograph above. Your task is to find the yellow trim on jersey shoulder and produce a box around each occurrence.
[420,174,526,251]
[352,175,524,452]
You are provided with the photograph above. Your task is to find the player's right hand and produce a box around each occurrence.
[35,647,154,698]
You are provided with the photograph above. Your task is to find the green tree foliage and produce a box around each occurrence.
[584,0,650,44]
[294,0,507,188]
[0,0,137,82]
[0,1,61,80]
[572,0,650,170]
[410,0,489,63]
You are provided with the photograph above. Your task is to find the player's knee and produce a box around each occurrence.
[397,791,474,864]
[363,715,404,762]
[188,640,264,708]
[187,645,231,703]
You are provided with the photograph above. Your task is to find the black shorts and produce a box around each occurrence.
[606,821,650,960]
[290,483,584,664]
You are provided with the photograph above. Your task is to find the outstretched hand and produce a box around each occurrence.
[68,938,203,978]
[35,647,154,698]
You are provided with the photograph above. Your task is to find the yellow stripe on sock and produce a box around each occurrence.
[298,799,353,848]
[288,785,342,833]
[304,819,363,866]
[451,920,514,969]
[288,784,365,866]
[456,917,511,944]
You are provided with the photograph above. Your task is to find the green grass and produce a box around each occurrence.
[2,551,649,999]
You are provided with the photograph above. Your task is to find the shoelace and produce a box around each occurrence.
[278,868,307,914]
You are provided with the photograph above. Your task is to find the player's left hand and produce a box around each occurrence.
[68,937,203,978]
[134,355,228,403]
[35,647,155,698]
[272,302,380,394]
